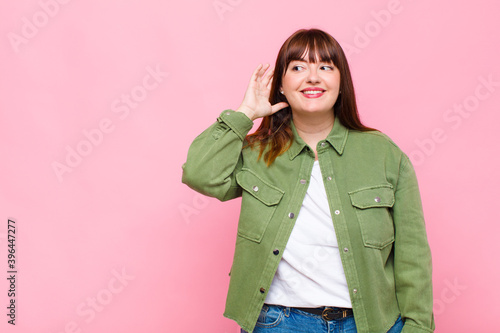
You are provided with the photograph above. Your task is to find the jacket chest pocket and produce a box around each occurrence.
[348,185,395,249]
[236,169,284,243]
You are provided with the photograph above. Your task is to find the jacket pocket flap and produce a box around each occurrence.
[236,169,284,206]
[349,185,395,209]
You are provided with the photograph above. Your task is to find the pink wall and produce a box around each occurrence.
[1,0,499,332]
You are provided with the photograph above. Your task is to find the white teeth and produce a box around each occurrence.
[303,90,323,94]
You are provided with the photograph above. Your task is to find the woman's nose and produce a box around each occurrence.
[306,67,320,83]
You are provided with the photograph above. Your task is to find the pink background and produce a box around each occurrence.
[1,0,499,332]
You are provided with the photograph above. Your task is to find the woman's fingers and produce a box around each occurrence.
[271,102,289,114]
[250,64,263,83]
[263,67,274,89]
[257,64,271,82]
[260,63,270,75]
[250,63,266,85]
[239,63,279,120]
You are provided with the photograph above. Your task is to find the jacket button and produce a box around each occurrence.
[300,179,307,184]
[320,142,326,147]
[334,210,340,215]
[260,287,266,293]
[252,186,259,192]
[273,249,279,255]
[374,197,381,202]
[327,176,332,181]
[225,112,231,115]
[353,289,358,294]
[288,212,295,218]
[343,247,349,252]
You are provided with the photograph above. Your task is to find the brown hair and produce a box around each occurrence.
[245,28,377,166]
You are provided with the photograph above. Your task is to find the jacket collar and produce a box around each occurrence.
[288,116,349,160]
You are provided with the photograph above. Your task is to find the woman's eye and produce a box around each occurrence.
[292,65,303,71]
[321,66,334,70]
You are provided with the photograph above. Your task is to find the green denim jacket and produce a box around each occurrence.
[182,110,435,333]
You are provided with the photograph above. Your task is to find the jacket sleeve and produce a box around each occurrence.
[181,109,254,202]
[392,154,435,333]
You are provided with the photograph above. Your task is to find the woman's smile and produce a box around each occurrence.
[301,87,326,98]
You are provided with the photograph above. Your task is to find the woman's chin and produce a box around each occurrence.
[291,107,335,116]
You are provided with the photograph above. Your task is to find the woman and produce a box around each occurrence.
[182,28,434,333]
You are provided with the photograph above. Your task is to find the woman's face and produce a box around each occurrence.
[280,52,341,116]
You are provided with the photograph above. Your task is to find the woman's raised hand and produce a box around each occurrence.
[236,64,289,121]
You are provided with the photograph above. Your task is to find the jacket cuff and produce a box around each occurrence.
[217,109,254,141]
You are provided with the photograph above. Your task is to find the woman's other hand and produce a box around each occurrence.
[236,64,289,121]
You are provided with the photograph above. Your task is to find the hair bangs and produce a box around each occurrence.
[284,32,339,70]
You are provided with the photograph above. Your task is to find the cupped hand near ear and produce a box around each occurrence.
[236,64,289,121]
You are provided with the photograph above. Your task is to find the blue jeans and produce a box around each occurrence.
[241,304,404,333]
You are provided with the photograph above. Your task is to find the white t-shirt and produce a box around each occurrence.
[264,160,352,308]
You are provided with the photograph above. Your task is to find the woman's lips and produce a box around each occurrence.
[301,90,325,98]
